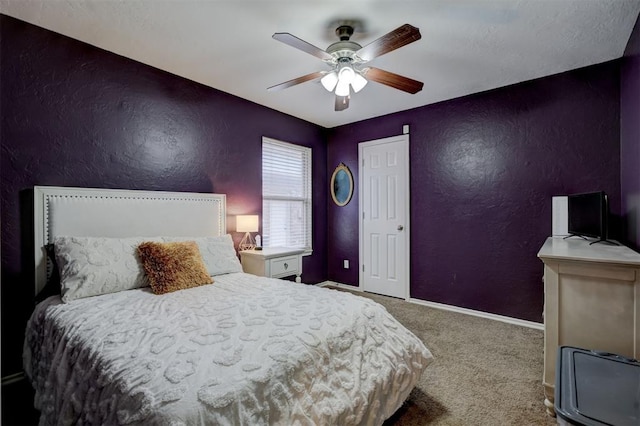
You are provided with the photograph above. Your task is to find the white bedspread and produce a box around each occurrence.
[24,273,433,425]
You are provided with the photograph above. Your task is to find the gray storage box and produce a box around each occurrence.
[555,346,640,426]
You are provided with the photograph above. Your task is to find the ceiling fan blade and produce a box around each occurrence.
[356,24,421,62]
[272,33,333,61]
[267,71,325,92]
[363,67,423,94]
[335,95,349,111]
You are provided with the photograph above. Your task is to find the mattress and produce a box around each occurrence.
[24,273,433,425]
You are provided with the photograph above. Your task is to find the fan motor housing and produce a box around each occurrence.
[326,40,362,61]
[325,25,363,62]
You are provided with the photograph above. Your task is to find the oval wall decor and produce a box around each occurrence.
[330,163,354,206]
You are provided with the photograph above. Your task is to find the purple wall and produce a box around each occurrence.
[621,13,640,251]
[1,13,631,377]
[0,15,327,375]
[327,62,621,323]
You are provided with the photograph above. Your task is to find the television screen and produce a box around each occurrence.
[567,191,607,240]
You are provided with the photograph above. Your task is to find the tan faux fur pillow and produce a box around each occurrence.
[137,241,213,295]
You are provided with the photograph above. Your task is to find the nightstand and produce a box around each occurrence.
[239,248,304,282]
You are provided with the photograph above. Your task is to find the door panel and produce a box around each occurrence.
[359,135,409,299]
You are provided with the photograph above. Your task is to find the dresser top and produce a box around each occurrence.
[538,237,640,266]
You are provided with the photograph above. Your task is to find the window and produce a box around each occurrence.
[262,137,312,252]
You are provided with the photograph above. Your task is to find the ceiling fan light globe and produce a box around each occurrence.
[320,72,338,92]
[335,80,350,97]
[338,66,355,85]
[351,73,368,93]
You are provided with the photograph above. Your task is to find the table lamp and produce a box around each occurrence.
[236,215,259,251]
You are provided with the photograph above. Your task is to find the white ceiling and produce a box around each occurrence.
[2,0,639,128]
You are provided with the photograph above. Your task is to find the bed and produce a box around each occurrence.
[24,186,433,425]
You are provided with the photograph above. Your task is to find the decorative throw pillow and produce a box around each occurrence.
[162,234,242,276]
[137,241,213,295]
[54,236,162,302]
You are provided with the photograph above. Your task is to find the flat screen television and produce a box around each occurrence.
[567,191,609,243]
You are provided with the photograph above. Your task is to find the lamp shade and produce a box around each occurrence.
[351,73,368,93]
[321,71,339,92]
[338,66,355,85]
[236,215,259,232]
[335,79,350,97]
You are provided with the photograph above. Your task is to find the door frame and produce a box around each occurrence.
[358,134,411,301]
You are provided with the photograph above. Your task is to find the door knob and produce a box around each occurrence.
[397,225,404,231]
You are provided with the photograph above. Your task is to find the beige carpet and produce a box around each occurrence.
[328,287,557,426]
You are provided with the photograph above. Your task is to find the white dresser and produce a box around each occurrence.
[240,247,304,282]
[537,237,640,416]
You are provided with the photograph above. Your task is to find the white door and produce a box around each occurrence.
[359,134,410,299]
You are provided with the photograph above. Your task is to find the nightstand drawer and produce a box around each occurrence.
[270,256,300,277]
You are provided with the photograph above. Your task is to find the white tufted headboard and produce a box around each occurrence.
[34,186,227,295]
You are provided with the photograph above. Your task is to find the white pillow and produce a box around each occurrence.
[54,236,162,302]
[162,234,242,276]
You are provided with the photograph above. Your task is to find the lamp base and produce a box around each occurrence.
[239,232,255,251]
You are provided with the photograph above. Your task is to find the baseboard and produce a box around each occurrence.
[319,281,543,330]
[317,281,363,291]
[408,298,544,330]
[2,371,25,386]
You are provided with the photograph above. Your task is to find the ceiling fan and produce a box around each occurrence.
[268,23,424,112]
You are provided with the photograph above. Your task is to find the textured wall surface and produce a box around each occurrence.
[327,61,621,323]
[1,15,327,375]
[1,12,629,378]
[621,13,640,251]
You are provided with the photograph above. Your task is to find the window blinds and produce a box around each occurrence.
[262,137,312,250]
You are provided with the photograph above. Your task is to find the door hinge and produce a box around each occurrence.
[362,264,365,272]
[362,158,365,167]
[362,211,365,219]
